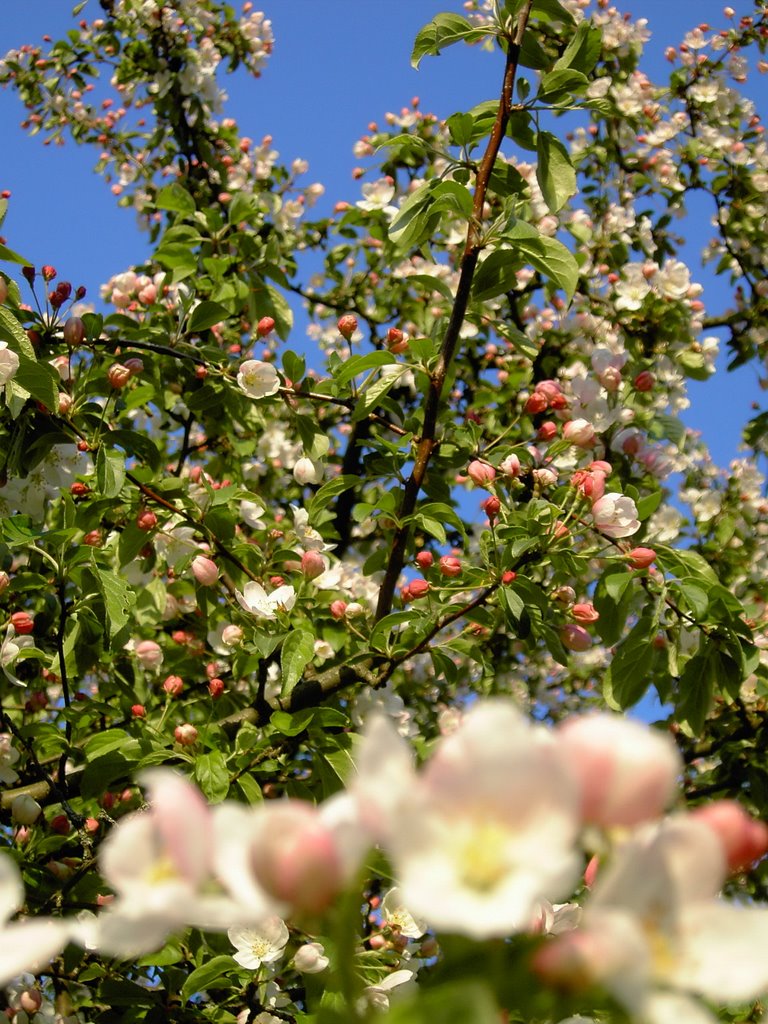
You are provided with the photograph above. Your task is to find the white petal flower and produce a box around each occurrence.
[0,341,20,385]
[237,359,280,399]
[0,733,20,785]
[381,887,428,939]
[235,581,296,619]
[591,494,640,538]
[228,917,289,969]
[0,854,70,986]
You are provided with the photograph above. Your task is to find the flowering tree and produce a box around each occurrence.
[1,1,768,1022]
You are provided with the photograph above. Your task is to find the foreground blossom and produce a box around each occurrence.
[536,816,768,1024]
[0,854,71,987]
[358,702,581,938]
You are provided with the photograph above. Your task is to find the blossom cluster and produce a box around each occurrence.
[3,702,767,1024]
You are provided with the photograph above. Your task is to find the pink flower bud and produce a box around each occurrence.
[537,421,558,442]
[633,370,655,392]
[533,467,557,489]
[222,624,244,646]
[560,624,592,652]
[174,723,198,746]
[10,611,34,635]
[524,392,548,415]
[571,468,606,502]
[408,578,431,599]
[499,453,521,478]
[131,704,146,718]
[330,600,348,619]
[58,393,73,415]
[690,800,768,872]
[208,678,225,699]
[294,941,329,974]
[123,357,144,376]
[135,640,163,669]
[572,602,599,624]
[0,572,9,593]
[480,495,501,521]
[107,363,132,389]
[439,555,462,578]
[257,316,276,337]
[191,555,219,586]
[583,854,599,888]
[467,460,496,487]
[163,674,184,697]
[386,327,408,353]
[249,801,343,913]
[49,813,71,835]
[347,601,365,618]
[41,265,57,282]
[535,379,561,401]
[63,316,85,346]
[301,550,326,579]
[557,714,682,827]
[136,510,158,531]
[415,551,434,569]
[627,546,656,569]
[563,419,596,447]
[337,314,358,340]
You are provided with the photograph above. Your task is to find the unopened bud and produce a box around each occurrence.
[63,316,85,346]
[107,363,132,389]
[12,795,42,825]
[257,316,275,337]
[337,314,358,340]
[174,723,198,746]
[191,555,219,586]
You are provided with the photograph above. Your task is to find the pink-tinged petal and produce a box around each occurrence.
[589,818,725,920]
[320,791,374,881]
[212,803,277,919]
[140,769,213,886]
[0,853,23,922]
[671,903,768,1002]
[0,919,70,986]
[557,714,681,827]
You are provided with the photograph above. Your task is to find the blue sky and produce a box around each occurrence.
[0,0,763,468]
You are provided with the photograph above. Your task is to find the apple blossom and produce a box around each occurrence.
[556,714,682,828]
[235,580,297,619]
[591,494,640,538]
[11,795,42,825]
[467,460,496,486]
[293,456,324,485]
[237,359,280,398]
[0,855,71,987]
[191,554,219,586]
[0,340,20,385]
[0,733,20,785]
[359,702,581,938]
[228,918,289,969]
[560,624,592,652]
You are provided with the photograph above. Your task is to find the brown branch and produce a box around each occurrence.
[375,3,534,621]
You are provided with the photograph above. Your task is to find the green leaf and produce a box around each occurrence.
[604,613,656,709]
[532,0,576,25]
[156,183,196,216]
[411,14,489,69]
[473,222,578,303]
[281,628,315,698]
[655,546,719,587]
[103,429,161,472]
[270,709,314,736]
[636,490,663,521]
[187,301,229,334]
[0,306,34,358]
[335,351,397,386]
[389,181,437,249]
[352,366,408,422]
[676,648,717,735]
[308,475,359,517]
[84,728,132,759]
[370,611,417,653]
[593,569,634,646]
[385,981,499,1024]
[8,355,59,412]
[195,750,230,803]
[91,563,136,638]
[446,112,475,147]
[96,446,125,499]
[539,68,589,108]
[553,20,602,75]
[536,130,577,212]
[0,242,31,265]
[181,956,239,1003]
